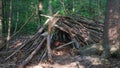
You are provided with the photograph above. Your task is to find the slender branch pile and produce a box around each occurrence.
[5,14,103,68]
[56,16,103,47]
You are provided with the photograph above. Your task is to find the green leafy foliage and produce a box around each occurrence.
[4,0,106,35]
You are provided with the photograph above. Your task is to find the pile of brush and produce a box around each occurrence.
[5,12,103,68]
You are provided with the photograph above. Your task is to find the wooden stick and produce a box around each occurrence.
[38,48,47,63]
[54,24,69,33]
[5,31,40,60]
[46,14,59,60]
[18,37,46,68]
[5,16,51,60]
[5,40,27,60]
[55,41,74,49]
[46,34,52,60]
[0,50,14,56]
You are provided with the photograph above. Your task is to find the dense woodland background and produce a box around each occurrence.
[2,0,106,35]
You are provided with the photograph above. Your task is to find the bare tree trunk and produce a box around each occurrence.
[2,0,7,38]
[102,0,120,58]
[37,0,43,29]
[47,0,53,60]
[13,0,19,33]
[97,0,102,22]
[6,0,12,48]
[72,0,75,13]
[0,0,3,47]
[89,0,92,17]
[48,0,52,16]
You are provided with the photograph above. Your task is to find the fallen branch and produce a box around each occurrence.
[55,41,74,49]
[38,47,47,63]
[45,12,60,61]
[5,14,54,60]
[0,50,14,56]
[18,37,46,68]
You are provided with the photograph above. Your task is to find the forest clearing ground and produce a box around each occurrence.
[0,36,120,68]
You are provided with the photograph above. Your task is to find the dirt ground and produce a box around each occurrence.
[0,51,120,68]
[25,50,120,68]
[0,49,120,68]
[0,36,120,68]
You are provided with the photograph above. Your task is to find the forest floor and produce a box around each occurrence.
[0,36,120,68]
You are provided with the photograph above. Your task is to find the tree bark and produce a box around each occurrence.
[102,0,120,58]
[6,0,13,48]
[37,0,43,29]
[0,0,3,47]
[46,0,53,60]
[89,0,92,17]
[97,0,102,22]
